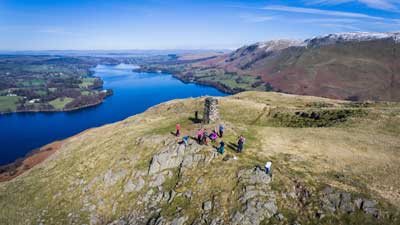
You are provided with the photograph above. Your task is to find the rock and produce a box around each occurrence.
[203,201,213,211]
[197,177,205,184]
[362,200,379,217]
[148,145,186,175]
[168,190,176,204]
[143,189,154,202]
[124,177,145,193]
[238,167,271,185]
[161,191,170,202]
[222,154,236,161]
[104,169,127,187]
[315,210,325,219]
[339,193,354,213]
[354,198,364,210]
[171,216,188,225]
[275,213,284,221]
[135,177,145,191]
[321,186,379,218]
[184,190,193,200]
[149,173,166,187]
[240,188,269,203]
[232,167,277,225]
[295,182,311,206]
[181,154,206,172]
[210,217,224,225]
[90,214,100,225]
[232,199,277,225]
[124,180,136,193]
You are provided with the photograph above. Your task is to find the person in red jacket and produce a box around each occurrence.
[175,124,181,137]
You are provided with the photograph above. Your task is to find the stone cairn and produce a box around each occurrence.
[203,97,219,124]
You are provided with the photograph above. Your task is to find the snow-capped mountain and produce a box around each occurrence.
[304,32,400,47]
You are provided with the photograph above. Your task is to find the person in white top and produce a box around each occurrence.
[265,161,272,174]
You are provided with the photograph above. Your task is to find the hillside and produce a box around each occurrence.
[1,91,400,224]
[138,32,400,102]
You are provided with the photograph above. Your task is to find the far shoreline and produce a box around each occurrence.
[0,90,113,115]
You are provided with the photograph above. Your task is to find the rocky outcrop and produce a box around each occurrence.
[320,186,380,218]
[232,167,277,225]
[148,144,186,175]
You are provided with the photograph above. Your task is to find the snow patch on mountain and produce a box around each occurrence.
[305,32,400,47]
[256,40,302,52]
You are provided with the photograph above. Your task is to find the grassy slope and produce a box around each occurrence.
[0,92,399,224]
[0,96,20,112]
[49,97,74,110]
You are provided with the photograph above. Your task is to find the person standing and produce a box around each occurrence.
[195,111,199,123]
[202,129,208,145]
[182,135,190,147]
[197,129,203,144]
[219,124,224,137]
[218,140,225,154]
[175,124,181,137]
[209,130,218,143]
[237,135,245,153]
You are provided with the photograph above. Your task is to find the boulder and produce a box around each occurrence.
[203,201,213,211]
[362,200,379,217]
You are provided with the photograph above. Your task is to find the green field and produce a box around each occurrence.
[48,97,74,110]
[0,96,20,112]
[0,55,113,113]
[79,78,96,88]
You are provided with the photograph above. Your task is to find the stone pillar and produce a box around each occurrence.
[203,97,219,124]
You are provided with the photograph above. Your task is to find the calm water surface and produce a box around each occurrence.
[0,64,226,165]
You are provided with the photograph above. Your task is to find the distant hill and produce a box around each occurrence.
[196,32,400,101]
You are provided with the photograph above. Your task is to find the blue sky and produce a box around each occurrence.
[0,0,399,50]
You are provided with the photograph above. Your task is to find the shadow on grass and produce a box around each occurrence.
[227,142,238,151]
[188,116,202,124]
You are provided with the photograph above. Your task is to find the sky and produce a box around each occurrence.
[0,0,399,50]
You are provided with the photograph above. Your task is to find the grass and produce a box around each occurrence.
[1,91,399,224]
[0,96,20,112]
[48,97,74,109]
[79,78,96,88]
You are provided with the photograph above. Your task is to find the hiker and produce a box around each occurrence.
[195,111,199,123]
[182,135,190,146]
[219,124,224,137]
[265,161,272,174]
[202,129,208,145]
[217,140,225,154]
[175,124,181,137]
[237,135,245,153]
[196,129,203,144]
[209,130,218,143]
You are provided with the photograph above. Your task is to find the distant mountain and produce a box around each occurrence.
[199,32,400,101]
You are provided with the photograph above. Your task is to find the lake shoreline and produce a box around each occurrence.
[0,64,227,174]
[133,67,243,95]
[0,128,92,182]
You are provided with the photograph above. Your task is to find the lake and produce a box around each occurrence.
[0,64,227,165]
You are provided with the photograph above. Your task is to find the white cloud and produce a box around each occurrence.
[263,5,385,20]
[239,13,277,22]
[308,0,400,11]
